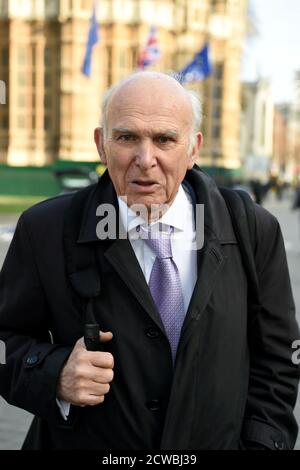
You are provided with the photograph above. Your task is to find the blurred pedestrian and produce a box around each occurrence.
[292,185,300,210]
[250,179,263,205]
[292,185,300,238]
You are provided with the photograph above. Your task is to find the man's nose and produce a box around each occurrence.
[135,140,156,169]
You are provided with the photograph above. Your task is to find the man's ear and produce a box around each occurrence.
[94,127,107,165]
[188,132,203,169]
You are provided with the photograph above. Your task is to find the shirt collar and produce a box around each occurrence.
[118,184,191,235]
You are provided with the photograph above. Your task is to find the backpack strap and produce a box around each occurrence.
[219,188,261,314]
[63,186,101,299]
[63,187,102,350]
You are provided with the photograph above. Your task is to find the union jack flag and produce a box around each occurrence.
[137,26,160,70]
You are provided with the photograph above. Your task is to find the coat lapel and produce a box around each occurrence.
[77,170,165,332]
[183,231,225,327]
[103,239,165,330]
[179,167,234,336]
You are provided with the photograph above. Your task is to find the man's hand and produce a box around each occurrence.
[57,331,114,407]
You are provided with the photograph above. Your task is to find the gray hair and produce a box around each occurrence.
[101,72,202,155]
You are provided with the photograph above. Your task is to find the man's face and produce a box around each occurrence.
[95,76,202,211]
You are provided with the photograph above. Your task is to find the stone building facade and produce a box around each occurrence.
[0,0,248,175]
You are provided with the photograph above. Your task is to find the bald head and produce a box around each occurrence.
[94,71,203,212]
[106,72,191,112]
[101,72,202,154]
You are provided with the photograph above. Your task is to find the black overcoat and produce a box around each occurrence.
[0,168,299,449]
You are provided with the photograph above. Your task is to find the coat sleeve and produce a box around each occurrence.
[241,205,300,450]
[0,213,73,425]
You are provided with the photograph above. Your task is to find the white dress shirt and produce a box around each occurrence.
[58,184,197,420]
[118,184,197,313]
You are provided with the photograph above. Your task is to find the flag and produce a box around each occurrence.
[81,2,99,78]
[137,26,160,70]
[179,43,212,83]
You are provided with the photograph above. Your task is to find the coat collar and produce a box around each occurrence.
[77,170,119,244]
[77,165,237,245]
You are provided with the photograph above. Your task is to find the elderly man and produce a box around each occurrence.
[0,72,299,450]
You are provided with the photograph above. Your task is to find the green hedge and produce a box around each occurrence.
[0,161,103,197]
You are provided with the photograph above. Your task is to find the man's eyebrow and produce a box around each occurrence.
[157,130,179,138]
[111,128,179,137]
[112,127,135,134]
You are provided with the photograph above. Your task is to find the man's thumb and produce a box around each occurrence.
[100,331,113,343]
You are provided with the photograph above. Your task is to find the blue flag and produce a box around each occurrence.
[179,43,212,83]
[81,3,99,78]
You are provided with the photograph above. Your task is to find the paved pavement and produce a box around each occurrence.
[0,215,17,267]
[0,214,33,449]
[0,194,300,449]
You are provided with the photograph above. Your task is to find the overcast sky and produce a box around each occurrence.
[241,0,300,103]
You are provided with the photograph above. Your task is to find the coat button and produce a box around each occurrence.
[274,440,285,450]
[26,355,39,365]
[147,400,160,411]
[145,327,160,339]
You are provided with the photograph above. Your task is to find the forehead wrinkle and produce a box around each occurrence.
[111,125,181,137]
[111,104,183,119]
[109,112,190,131]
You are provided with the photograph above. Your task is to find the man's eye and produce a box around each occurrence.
[157,136,171,144]
[118,135,134,141]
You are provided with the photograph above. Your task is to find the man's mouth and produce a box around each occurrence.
[131,180,157,186]
[129,180,159,193]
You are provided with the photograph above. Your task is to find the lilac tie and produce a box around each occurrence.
[142,225,185,362]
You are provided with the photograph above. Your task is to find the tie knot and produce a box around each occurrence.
[141,224,173,259]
